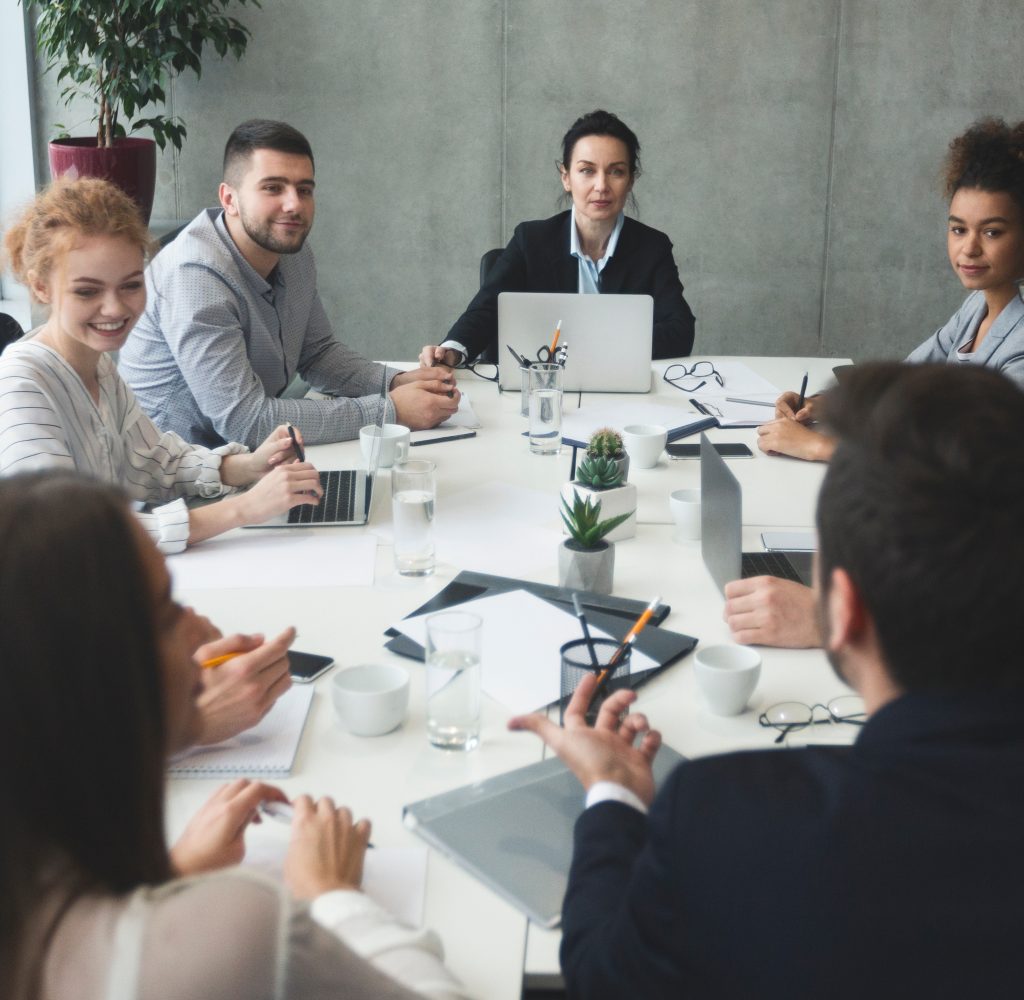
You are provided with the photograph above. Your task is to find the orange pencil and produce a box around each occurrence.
[595,595,661,693]
[201,651,243,670]
[549,320,562,355]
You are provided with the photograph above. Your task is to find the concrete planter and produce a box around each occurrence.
[558,539,615,595]
[560,481,638,541]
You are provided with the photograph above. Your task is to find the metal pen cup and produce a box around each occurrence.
[559,638,632,726]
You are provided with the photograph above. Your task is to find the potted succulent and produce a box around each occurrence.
[28,0,259,221]
[558,493,634,595]
[561,435,638,542]
[586,427,629,482]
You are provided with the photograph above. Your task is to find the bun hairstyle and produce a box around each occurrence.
[943,117,1024,212]
[2,178,152,302]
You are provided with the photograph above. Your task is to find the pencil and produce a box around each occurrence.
[549,320,562,355]
[201,651,243,670]
[594,595,661,696]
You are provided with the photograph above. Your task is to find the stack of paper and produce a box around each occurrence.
[687,361,781,426]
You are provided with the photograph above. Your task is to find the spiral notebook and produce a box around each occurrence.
[168,685,314,778]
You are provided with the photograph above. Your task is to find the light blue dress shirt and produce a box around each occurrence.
[569,206,625,293]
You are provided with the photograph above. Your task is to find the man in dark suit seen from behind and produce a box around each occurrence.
[512,361,1024,999]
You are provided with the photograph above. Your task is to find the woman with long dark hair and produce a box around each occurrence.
[0,471,468,1000]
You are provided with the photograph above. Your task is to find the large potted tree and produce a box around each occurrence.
[28,0,259,222]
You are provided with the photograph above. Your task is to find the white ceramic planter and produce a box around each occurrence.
[560,481,638,541]
[558,539,615,595]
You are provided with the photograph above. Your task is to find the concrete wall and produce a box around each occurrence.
[32,0,1024,364]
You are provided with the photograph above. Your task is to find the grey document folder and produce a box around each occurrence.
[403,744,685,928]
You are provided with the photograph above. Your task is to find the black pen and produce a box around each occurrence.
[796,373,808,413]
[507,344,528,369]
[572,593,599,669]
[410,431,477,447]
[287,423,305,462]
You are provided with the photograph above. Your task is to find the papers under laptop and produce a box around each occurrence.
[699,433,815,590]
[249,369,388,528]
[497,292,653,392]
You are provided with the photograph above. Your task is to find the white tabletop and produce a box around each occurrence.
[167,355,849,998]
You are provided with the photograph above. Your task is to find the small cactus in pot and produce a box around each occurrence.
[586,428,628,482]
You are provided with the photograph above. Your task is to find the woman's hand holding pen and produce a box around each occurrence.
[508,673,662,807]
[775,390,820,423]
[170,778,290,876]
[757,418,836,463]
[220,425,301,486]
[285,796,373,899]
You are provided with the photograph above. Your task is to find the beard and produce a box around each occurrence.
[238,207,311,255]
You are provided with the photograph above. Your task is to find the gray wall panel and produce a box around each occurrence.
[29,0,1020,366]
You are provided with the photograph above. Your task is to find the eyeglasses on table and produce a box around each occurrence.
[758,695,866,744]
[463,361,499,383]
[663,361,724,393]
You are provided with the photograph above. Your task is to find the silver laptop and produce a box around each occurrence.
[700,433,815,591]
[497,292,653,393]
[249,370,388,528]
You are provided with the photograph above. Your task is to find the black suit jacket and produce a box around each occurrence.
[447,211,696,362]
[561,691,1024,999]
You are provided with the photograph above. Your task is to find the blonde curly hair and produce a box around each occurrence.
[3,178,153,302]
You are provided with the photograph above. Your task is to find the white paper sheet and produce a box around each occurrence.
[244,825,428,928]
[436,389,481,429]
[561,400,711,446]
[168,531,377,591]
[390,589,659,714]
[373,482,562,578]
[688,361,782,426]
[760,530,817,552]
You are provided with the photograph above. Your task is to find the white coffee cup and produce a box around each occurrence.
[622,424,668,469]
[331,664,410,736]
[669,488,701,541]
[360,423,410,469]
[693,644,761,716]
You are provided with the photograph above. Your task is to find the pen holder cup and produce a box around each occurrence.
[559,638,632,726]
[519,366,530,416]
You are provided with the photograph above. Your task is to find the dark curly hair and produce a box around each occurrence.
[943,117,1024,213]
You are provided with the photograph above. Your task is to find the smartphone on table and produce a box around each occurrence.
[289,650,335,683]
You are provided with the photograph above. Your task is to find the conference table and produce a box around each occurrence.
[166,355,851,998]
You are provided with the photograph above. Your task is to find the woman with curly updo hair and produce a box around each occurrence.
[762,117,1024,463]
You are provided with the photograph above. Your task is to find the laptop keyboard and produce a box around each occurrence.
[287,470,359,525]
[742,551,803,583]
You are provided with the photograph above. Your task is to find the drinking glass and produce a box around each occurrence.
[528,362,562,455]
[391,459,436,576]
[425,611,482,751]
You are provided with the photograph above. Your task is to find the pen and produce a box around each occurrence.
[410,431,477,446]
[724,397,777,408]
[507,344,528,369]
[201,651,243,670]
[259,800,374,846]
[549,319,562,355]
[287,423,305,463]
[572,593,599,668]
[595,595,661,697]
[796,372,809,412]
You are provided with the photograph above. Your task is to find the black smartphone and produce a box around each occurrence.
[667,442,754,459]
[289,650,335,683]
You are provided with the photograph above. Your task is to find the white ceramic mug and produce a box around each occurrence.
[331,664,410,736]
[693,644,762,716]
[360,423,410,469]
[622,424,668,469]
[669,488,701,541]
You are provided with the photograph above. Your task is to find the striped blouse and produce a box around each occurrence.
[0,338,246,553]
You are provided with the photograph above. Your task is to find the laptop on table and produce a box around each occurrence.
[497,291,653,393]
[249,370,388,528]
[699,433,815,590]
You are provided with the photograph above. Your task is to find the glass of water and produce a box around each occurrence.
[391,459,436,576]
[528,362,563,455]
[425,611,482,751]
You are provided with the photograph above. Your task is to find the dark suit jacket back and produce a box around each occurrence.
[447,211,695,362]
[561,691,1024,999]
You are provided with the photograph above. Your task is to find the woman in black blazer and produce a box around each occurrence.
[419,110,696,366]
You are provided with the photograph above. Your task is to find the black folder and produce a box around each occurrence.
[383,569,697,696]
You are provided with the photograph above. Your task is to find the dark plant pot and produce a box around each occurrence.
[558,539,615,595]
[48,137,157,223]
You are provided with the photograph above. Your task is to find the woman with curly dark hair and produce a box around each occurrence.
[762,116,1024,463]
